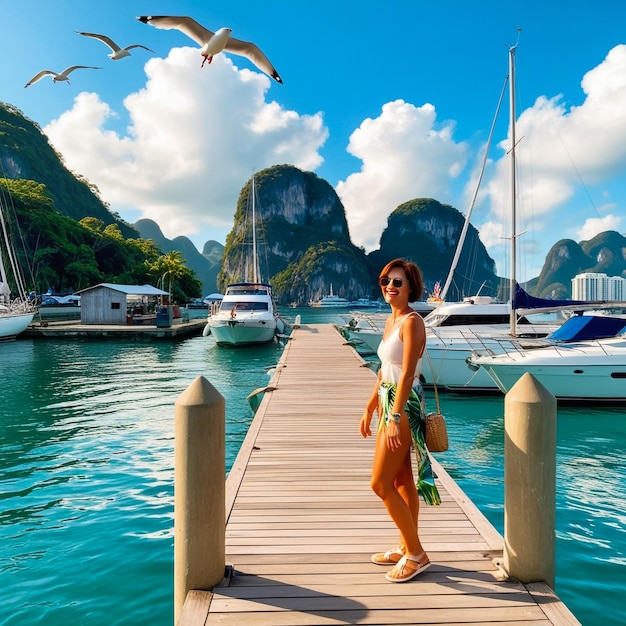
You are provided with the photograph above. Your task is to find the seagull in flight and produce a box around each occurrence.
[24,65,101,88]
[76,31,155,60]
[136,15,282,84]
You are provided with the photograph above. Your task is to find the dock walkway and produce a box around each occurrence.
[22,318,206,340]
[182,323,580,625]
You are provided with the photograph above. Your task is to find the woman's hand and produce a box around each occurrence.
[360,410,373,438]
[386,419,401,450]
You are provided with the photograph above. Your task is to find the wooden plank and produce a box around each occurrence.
[180,323,579,625]
[178,589,212,626]
[526,582,582,625]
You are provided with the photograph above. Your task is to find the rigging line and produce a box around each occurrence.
[0,186,28,299]
[0,165,38,294]
[440,72,509,302]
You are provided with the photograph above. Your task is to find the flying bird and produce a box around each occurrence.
[24,65,101,88]
[136,15,282,84]
[76,31,155,60]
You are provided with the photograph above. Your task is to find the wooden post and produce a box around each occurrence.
[174,376,225,624]
[503,372,556,587]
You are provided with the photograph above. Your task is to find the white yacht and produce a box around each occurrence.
[207,282,282,346]
[309,285,351,307]
[205,174,284,346]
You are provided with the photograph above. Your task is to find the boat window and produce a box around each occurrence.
[220,301,269,312]
[440,314,511,326]
[227,286,269,295]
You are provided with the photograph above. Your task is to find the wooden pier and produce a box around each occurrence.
[180,323,580,625]
[21,318,206,340]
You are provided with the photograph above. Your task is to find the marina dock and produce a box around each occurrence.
[22,318,207,340]
[180,323,580,625]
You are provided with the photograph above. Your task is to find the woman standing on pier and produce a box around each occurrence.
[360,258,440,583]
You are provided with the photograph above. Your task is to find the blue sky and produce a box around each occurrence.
[2,0,626,282]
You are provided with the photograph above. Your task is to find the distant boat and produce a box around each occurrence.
[349,298,383,309]
[205,175,284,346]
[309,285,351,307]
[0,189,36,340]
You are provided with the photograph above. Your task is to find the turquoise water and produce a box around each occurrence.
[1,307,624,625]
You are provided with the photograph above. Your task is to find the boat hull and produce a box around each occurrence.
[474,338,626,402]
[424,343,499,392]
[0,311,35,341]
[208,316,277,346]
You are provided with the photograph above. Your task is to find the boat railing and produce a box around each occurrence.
[433,327,547,359]
[340,311,387,332]
[467,331,623,363]
[2,296,38,314]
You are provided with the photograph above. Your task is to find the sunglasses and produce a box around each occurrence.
[379,277,405,288]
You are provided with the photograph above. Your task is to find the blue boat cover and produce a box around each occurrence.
[547,315,626,341]
[513,282,590,311]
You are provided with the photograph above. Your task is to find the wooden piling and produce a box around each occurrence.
[503,372,557,587]
[174,376,226,624]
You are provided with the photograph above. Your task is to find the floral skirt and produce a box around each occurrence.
[378,380,441,505]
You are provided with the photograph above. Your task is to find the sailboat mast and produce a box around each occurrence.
[251,175,259,284]
[509,41,518,336]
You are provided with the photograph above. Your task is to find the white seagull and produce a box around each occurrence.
[24,65,101,88]
[76,31,155,60]
[136,15,282,84]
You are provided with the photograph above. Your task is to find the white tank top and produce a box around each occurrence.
[377,313,423,384]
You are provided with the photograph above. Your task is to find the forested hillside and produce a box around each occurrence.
[1,177,201,302]
[0,102,202,302]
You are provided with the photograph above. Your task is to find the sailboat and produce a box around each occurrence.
[344,41,565,390]
[0,187,36,340]
[205,174,283,346]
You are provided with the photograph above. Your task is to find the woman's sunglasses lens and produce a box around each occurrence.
[380,277,403,287]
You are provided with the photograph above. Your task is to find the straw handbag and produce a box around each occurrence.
[425,411,448,452]
[425,354,449,452]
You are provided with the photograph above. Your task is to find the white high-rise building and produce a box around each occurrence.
[608,276,625,300]
[572,272,626,300]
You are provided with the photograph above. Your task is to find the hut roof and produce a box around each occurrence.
[76,283,169,296]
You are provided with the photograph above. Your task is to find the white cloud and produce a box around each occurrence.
[336,100,468,251]
[485,44,626,224]
[478,220,506,250]
[42,41,626,281]
[44,47,328,244]
[577,215,623,241]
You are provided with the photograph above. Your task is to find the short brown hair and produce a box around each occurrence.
[379,258,424,302]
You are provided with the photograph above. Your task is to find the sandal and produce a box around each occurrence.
[371,548,404,565]
[385,553,431,583]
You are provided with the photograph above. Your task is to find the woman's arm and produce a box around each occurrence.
[393,313,425,414]
[360,369,382,438]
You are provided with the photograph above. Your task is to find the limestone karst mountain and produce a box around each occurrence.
[531,231,626,298]
[3,101,624,302]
